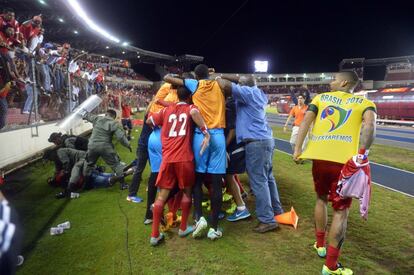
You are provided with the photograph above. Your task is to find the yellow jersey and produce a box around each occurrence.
[300,91,376,164]
[149,83,178,114]
[184,79,225,129]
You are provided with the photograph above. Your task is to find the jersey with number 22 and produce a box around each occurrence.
[150,102,197,163]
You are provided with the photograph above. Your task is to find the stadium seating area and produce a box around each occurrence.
[0,9,153,131]
[261,84,330,95]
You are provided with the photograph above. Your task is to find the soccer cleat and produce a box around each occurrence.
[207,228,223,240]
[178,225,194,237]
[192,216,208,238]
[150,233,165,246]
[222,193,233,202]
[126,196,143,203]
[202,200,211,211]
[143,219,153,225]
[313,242,327,258]
[226,202,237,214]
[227,208,251,222]
[322,263,353,275]
[17,255,24,266]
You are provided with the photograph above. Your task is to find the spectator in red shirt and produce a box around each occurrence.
[0,25,17,54]
[0,25,21,80]
[19,15,42,45]
[0,8,19,38]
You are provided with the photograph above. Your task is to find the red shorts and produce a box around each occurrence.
[156,161,195,190]
[312,160,352,210]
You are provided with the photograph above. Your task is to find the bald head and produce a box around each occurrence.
[336,71,358,83]
[239,75,256,87]
[331,71,359,92]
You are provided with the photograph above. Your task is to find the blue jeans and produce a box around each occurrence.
[245,139,283,224]
[42,64,51,92]
[0,97,8,129]
[23,84,34,113]
[54,69,64,93]
[91,172,112,188]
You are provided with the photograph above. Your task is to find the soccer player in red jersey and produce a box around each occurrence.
[146,86,210,246]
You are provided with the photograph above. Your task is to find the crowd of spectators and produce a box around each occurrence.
[0,8,154,131]
[261,84,330,95]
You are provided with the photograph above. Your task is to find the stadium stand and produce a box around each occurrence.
[0,8,154,131]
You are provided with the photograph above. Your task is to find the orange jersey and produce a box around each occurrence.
[185,79,225,129]
[289,104,308,126]
[149,83,178,113]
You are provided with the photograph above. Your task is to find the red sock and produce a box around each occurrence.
[151,200,164,238]
[171,192,183,219]
[315,230,326,248]
[179,193,192,231]
[326,245,340,270]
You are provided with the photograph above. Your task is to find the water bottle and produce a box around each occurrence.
[57,221,71,230]
[50,227,64,235]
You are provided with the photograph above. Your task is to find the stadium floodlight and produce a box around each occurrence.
[38,0,47,5]
[66,0,121,43]
[254,60,268,72]
[285,74,289,78]
[73,30,79,34]
[101,56,104,58]
[105,46,110,49]
[303,73,307,78]
[58,18,65,23]
[122,42,129,47]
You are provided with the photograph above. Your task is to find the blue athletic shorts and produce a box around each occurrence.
[193,128,226,174]
[148,127,162,172]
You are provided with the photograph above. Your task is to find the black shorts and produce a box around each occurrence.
[226,146,246,174]
[121,119,132,130]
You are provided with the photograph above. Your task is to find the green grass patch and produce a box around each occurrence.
[266,105,279,115]
[5,124,413,274]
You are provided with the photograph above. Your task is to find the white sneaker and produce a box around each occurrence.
[207,228,223,240]
[192,216,207,238]
[143,219,153,225]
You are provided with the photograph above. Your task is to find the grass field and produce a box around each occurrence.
[5,121,414,274]
[265,105,279,114]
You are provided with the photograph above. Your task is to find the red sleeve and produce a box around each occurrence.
[150,109,164,127]
[188,104,199,115]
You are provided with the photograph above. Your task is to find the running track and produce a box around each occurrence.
[273,137,414,197]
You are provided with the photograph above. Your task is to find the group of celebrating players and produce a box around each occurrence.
[84,64,376,275]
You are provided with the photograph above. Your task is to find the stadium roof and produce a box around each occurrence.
[1,0,203,65]
[340,56,414,68]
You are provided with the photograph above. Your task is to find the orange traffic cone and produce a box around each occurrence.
[274,207,299,229]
